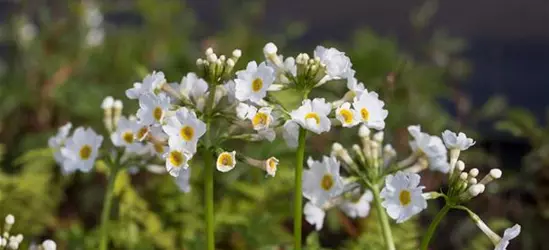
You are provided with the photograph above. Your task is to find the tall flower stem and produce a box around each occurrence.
[294,127,307,250]
[203,85,217,250]
[420,204,451,250]
[99,166,120,250]
[371,184,396,250]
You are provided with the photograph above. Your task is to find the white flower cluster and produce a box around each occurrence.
[1,214,56,250]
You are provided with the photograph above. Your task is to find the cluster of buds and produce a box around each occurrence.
[1,214,56,250]
[447,160,502,202]
[100,96,123,133]
[196,47,242,84]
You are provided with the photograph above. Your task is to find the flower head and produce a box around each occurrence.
[110,117,145,153]
[264,157,279,177]
[408,125,450,173]
[137,93,171,126]
[495,224,521,250]
[163,147,192,177]
[339,190,373,218]
[246,106,274,131]
[60,127,103,173]
[336,102,359,127]
[291,98,332,134]
[303,156,344,206]
[177,72,208,101]
[345,70,365,97]
[125,71,166,99]
[304,202,326,231]
[442,130,476,150]
[48,122,72,165]
[235,61,275,103]
[380,171,427,223]
[41,240,57,250]
[162,107,206,154]
[352,91,388,130]
[216,151,237,172]
[314,46,352,79]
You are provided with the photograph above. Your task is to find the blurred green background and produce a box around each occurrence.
[0,0,547,249]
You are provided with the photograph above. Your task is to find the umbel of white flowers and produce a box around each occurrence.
[1,214,56,250]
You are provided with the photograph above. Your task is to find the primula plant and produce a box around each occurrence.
[41,40,522,250]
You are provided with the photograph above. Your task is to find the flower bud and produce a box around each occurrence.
[456,160,465,172]
[205,47,214,56]
[358,125,371,138]
[219,55,226,61]
[232,49,242,59]
[480,168,502,185]
[469,168,479,178]
[5,214,14,225]
[101,96,114,110]
[373,131,384,143]
[468,184,485,197]
[460,172,468,181]
[263,42,278,55]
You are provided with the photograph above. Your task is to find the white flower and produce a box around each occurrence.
[283,120,300,148]
[303,156,344,206]
[136,93,171,126]
[223,80,237,103]
[216,151,237,172]
[41,239,57,250]
[236,103,253,120]
[178,72,209,101]
[125,71,166,99]
[314,46,352,79]
[254,129,276,142]
[380,171,427,223]
[175,168,191,193]
[163,147,192,177]
[290,98,331,134]
[408,125,450,173]
[48,122,72,165]
[345,70,365,97]
[339,191,373,218]
[246,106,274,131]
[60,127,103,173]
[5,214,14,225]
[352,90,388,130]
[336,102,359,127]
[264,157,279,177]
[442,130,476,150]
[162,107,206,154]
[145,126,169,157]
[235,61,275,103]
[110,117,144,153]
[304,202,326,231]
[495,224,521,250]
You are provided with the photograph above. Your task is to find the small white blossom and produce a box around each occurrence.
[223,80,237,103]
[162,107,206,154]
[48,123,72,165]
[380,171,427,223]
[408,125,450,173]
[345,71,365,97]
[352,91,388,130]
[336,102,359,127]
[283,120,300,148]
[110,117,145,153]
[235,61,275,103]
[144,126,169,157]
[41,239,57,250]
[304,202,326,231]
[339,191,373,218]
[60,127,103,173]
[314,46,352,79]
[216,151,237,172]
[125,71,166,99]
[442,130,476,150]
[175,168,191,193]
[291,98,331,134]
[5,214,14,225]
[246,106,274,131]
[163,147,192,177]
[264,157,279,177]
[236,103,253,120]
[495,224,521,250]
[303,156,344,206]
[177,72,209,102]
[136,93,171,126]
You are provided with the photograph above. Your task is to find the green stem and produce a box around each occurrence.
[420,204,451,250]
[371,184,396,250]
[293,128,307,250]
[202,149,215,250]
[203,85,217,250]
[99,167,120,250]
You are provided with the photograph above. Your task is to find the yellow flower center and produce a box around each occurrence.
[153,107,163,121]
[79,145,92,160]
[168,151,185,167]
[399,190,412,206]
[153,143,164,154]
[136,126,149,140]
[360,108,370,121]
[320,174,334,191]
[339,109,354,124]
[267,158,277,171]
[305,112,320,125]
[218,153,234,166]
[252,78,263,92]
[180,126,195,141]
[252,112,269,127]
[122,132,134,144]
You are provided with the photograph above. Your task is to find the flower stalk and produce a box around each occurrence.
[419,204,451,250]
[204,85,218,250]
[294,127,307,250]
[99,164,120,250]
[371,184,396,250]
